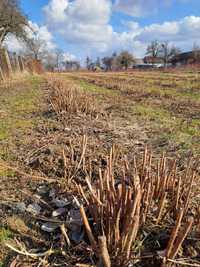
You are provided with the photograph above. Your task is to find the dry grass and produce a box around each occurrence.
[2,71,200,267]
[47,75,101,119]
[66,70,200,155]
[4,143,199,266]
[0,71,31,91]
[76,147,199,266]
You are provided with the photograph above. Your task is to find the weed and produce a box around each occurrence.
[0,227,12,243]
[47,76,102,118]
[77,147,196,266]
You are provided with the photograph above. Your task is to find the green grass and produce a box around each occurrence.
[0,75,44,266]
[0,227,13,267]
[0,227,12,243]
[132,103,200,152]
[133,104,173,123]
[57,72,200,154]
[64,74,119,96]
[0,167,15,177]
[0,75,43,142]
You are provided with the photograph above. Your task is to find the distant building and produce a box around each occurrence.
[171,50,200,66]
[132,57,164,69]
[143,56,164,64]
[134,58,144,65]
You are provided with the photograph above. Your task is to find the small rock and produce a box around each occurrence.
[71,229,84,243]
[16,202,26,213]
[52,198,69,208]
[68,209,83,239]
[27,203,41,215]
[28,158,40,168]
[37,185,49,195]
[43,147,52,155]
[49,189,56,198]
[64,127,71,132]
[69,209,82,226]
[52,208,66,217]
[41,222,60,233]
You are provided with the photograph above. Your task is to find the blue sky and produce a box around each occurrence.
[15,0,200,61]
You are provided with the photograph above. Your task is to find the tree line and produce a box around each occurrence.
[86,51,136,71]
[86,41,183,71]
[1,1,199,71]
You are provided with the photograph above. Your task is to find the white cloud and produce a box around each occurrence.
[43,0,200,59]
[137,16,200,48]
[44,0,113,51]
[114,0,159,17]
[4,21,56,53]
[28,21,56,51]
[63,52,77,61]
[4,35,24,52]
[114,0,192,17]
[4,0,199,63]
[43,0,69,23]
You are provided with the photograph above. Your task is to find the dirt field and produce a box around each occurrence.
[0,70,200,266]
[67,70,200,156]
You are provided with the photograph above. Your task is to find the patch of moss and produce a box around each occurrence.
[0,227,12,243]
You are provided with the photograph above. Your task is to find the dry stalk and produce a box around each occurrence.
[169,217,194,259]
[166,208,184,259]
[60,224,71,247]
[156,192,167,224]
[79,205,98,252]
[47,75,100,119]
[98,236,111,267]
[5,242,54,258]
[77,147,196,266]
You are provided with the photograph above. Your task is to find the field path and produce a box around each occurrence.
[0,71,200,266]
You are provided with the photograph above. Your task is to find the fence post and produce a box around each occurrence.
[18,56,25,72]
[0,65,4,80]
[0,48,13,77]
[13,52,20,72]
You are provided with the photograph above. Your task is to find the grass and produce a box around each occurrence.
[0,164,15,177]
[0,227,12,243]
[132,103,200,152]
[0,227,13,267]
[0,74,44,266]
[47,75,101,118]
[66,70,200,154]
[0,75,43,142]
[1,70,200,266]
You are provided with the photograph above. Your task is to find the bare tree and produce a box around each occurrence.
[95,57,101,68]
[0,0,28,46]
[160,41,181,66]
[25,36,46,60]
[86,56,92,70]
[64,60,80,71]
[55,48,63,71]
[43,52,57,71]
[146,40,161,58]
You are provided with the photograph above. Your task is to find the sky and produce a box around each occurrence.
[6,0,200,62]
